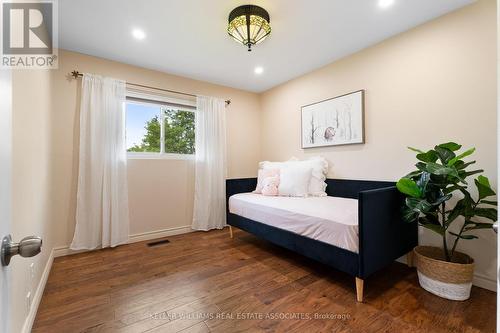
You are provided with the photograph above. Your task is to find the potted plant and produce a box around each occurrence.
[396,142,497,300]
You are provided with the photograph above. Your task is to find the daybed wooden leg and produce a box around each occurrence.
[407,251,414,268]
[229,226,233,239]
[355,277,364,303]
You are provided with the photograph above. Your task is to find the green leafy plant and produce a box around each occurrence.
[396,142,497,262]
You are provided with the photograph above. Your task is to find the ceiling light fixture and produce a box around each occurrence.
[131,28,146,40]
[228,5,271,51]
[254,66,264,75]
[378,0,395,9]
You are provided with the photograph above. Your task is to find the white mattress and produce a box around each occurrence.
[229,193,359,253]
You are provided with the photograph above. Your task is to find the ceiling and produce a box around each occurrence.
[59,0,474,93]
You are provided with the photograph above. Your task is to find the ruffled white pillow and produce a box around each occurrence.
[278,165,312,197]
[259,156,328,196]
[299,156,328,196]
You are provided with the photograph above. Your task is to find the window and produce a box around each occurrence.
[125,94,195,157]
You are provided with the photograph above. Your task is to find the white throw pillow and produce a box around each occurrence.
[259,160,294,170]
[259,156,328,196]
[278,165,312,197]
[300,157,329,196]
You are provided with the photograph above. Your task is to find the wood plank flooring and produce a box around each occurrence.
[33,229,496,333]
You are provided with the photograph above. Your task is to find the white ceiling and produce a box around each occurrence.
[60,0,474,93]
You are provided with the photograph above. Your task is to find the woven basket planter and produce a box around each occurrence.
[413,246,475,301]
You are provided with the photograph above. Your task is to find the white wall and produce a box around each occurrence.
[11,69,56,333]
[260,0,497,289]
[49,50,262,247]
[127,158,195,237]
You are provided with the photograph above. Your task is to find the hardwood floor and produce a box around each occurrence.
[33,229,496,333]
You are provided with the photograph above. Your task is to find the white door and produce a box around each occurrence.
[0,69,12,333]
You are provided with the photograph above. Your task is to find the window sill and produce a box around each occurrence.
[127,153,195,160]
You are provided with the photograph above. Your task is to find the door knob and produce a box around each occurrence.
[1,235,42,266]
[493,222,498,234]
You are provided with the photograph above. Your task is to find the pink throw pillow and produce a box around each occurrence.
[262,176,280,196]
[253,169,280,193]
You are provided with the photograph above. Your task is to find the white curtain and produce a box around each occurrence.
[192,96,227,231]
[70,74,130,250]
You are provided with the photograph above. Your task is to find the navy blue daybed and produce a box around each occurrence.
[226,178,418,302]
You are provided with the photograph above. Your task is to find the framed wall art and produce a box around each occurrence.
[301,90,365,148]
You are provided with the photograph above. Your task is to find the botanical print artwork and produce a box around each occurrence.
[301,90,364,148]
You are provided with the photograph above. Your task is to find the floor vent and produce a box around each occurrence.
[147,239,170,247]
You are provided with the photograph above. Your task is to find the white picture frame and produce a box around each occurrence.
[301,90,365,148]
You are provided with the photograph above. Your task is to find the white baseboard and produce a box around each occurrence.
[22,248,54,333]
[53,225,193,258]
[53,245,87,258]
[473,272,497,292]
[129,225,193,243]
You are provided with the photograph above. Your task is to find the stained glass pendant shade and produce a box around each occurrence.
[227,5,271,51]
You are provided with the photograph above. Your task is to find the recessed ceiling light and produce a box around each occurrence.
[254,66,264,75]
[132,28,146,40]
[378,0,395,9]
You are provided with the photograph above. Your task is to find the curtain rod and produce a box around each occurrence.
[70,70,231,106]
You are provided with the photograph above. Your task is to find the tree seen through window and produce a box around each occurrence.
[126,102,195,154]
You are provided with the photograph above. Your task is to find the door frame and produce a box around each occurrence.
[0,68,12,333]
